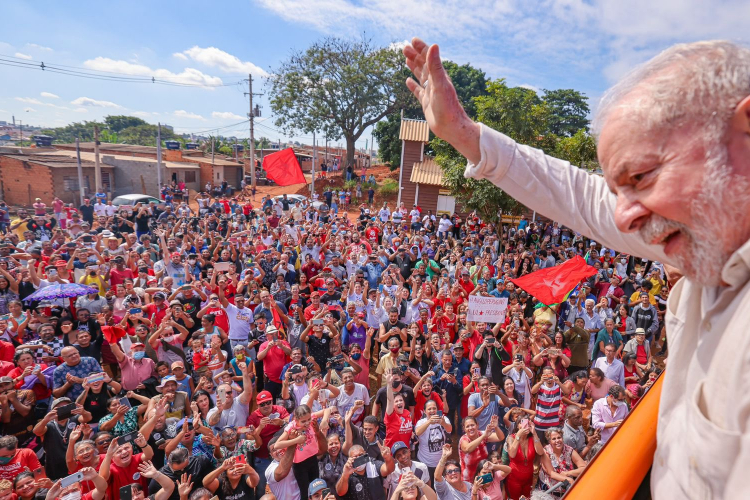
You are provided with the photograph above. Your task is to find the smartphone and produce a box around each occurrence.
[268,412,280,420]
[60,472,84,488]
[66,242,77,248]
[117,431,138,446]
[217,386,228,405]
[436,410,443,417]
[82,236,93,243]
[352,455,370,469]
[514,354,523,363]
[119,485,133,500]
[320,488,331,498]
[378,284,383,292]
[56,403,76,421]
[129,307,142,315]
[473,368,480,376]
[32,467,44,480]
[119,397,132,409]
[479,472,493,484]
[235,454,246,465]
[312,319,324,325]
[327,305,338,311]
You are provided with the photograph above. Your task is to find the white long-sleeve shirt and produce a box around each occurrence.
[591,396,629,444]
[466,123,750,498]
[593,356,625,387]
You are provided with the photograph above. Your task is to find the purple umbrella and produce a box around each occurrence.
[24,283,100,302]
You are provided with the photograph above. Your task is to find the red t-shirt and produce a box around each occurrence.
[0,340,15,363]
[413,391,443,423]
[205,306,230,333]
[9,364,51,400]
[0,448,42,480]
[142,303,169,327]
[110,268,135,287]
[384,409,413,449]
[258,340,291,383]
[107,453,147,500]
[247,405,290,459]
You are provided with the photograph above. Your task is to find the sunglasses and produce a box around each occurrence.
[445,468,461,474]
[258,401,272,407]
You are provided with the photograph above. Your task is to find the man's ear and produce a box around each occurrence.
[731,94,750,136]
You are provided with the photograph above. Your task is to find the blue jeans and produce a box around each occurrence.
[254,456,273,500]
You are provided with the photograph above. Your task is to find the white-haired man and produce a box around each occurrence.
[404,37,750,497]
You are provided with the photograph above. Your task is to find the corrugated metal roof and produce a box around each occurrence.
[399,118,430,143]
[409,157,443,185]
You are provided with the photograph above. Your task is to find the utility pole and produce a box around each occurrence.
[370,129,375,167]
[156,123,163,196]
[245,74,263,192]
[76,137,85,204]
[93,125,102,193]
[211,136,215,165]
[311,131,316,196]
[19,121,23,145]
[234,138,238,162]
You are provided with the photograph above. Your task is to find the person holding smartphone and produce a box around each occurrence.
[202,456,259,500]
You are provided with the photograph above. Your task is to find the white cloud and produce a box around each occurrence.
[71,97,123,108]
[16,97,43,105]
[174,110,206,121]
[211,111,245,120]
[519,84,540,94]
[40,92,59,99]
[173,52,188,61]
[14,52,32,60]
[179,46,269,77]
[82,57,224,87]
[132,111,156,118]
[26,43,53,52]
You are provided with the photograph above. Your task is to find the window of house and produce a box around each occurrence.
[63,176,90,191]
[184,171,196,183]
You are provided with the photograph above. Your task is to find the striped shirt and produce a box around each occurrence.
[534,382,562,428]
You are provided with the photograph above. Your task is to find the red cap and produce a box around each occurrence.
[322,267,332,272]
[171,252,181,259]
[256,391,273,404]
[310,290,320,297]
[54,260,68,266]
[131,342,145,348]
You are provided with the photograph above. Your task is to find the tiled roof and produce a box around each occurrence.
[399,118,430,143]
[409,157,442,186]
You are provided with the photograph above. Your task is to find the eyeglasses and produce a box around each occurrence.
[445,468,461,474]
[258,401,272,407]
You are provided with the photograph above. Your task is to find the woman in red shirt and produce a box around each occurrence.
[461,361,482,422]
[8,350,50,402]
[412,372,445,423]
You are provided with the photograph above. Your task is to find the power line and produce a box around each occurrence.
[0,54,243,88]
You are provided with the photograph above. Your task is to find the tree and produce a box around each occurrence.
[435,79,597,223]
[542,89,590,137]
[268,35,410,167]
[373,61,487,169]
[554,129,598,170]
[104,115,148,133]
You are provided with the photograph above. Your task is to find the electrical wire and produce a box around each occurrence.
[0,55,244,88]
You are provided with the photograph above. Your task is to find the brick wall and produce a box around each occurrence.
[49,167,115,205]
[0,156,54,206]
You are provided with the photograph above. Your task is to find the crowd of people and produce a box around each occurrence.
[0,187,666,500]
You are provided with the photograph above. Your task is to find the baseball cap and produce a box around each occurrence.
[156,375,178,392]
[308,478,327,497]
[289,364,304,375]
[391,441,409,455]
[256,391,273,404]
[131,342,145,348]
[154,291,167,300]
[0,376,12,385]
[50,397,72,409]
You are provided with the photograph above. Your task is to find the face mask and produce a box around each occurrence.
[350,353,361,360]
[391,379,400,389]
[188,259,196,266]
[133,351,146,360]
[0,456,12,465]
[389,348,400,355]
[294,377,303,384]
[614,401,627,408]
[235,354,244,361]
[61,493,82,500]
[355,464,366,473]
[257,324,266,331]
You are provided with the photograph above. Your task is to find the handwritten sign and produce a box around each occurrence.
[467,296,508,323]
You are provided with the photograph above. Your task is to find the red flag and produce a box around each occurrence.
[102,325,127,344]
[262,148,307,186]
[510,256,597,305]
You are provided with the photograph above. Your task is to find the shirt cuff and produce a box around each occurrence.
[463,124,518,183]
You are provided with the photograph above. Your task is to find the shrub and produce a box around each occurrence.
[378,179,399,196]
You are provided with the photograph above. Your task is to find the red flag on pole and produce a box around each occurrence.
[261,148,307,186]
[510,256,597,306]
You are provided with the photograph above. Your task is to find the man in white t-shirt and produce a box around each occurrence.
[386,441,430,493]
[335,368,370,424]
[265,434,301,500]
[206,363,253,430]
[220,292,254,350]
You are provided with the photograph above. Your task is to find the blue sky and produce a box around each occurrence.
[1,0,747,149]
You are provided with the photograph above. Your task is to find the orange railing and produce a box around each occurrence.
[564,373,664,500]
